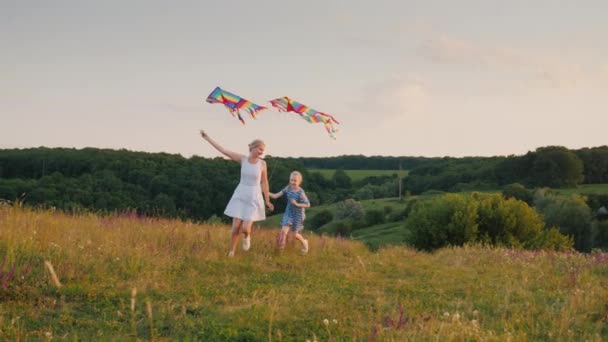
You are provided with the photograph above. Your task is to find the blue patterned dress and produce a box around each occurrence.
[279,186,309,231]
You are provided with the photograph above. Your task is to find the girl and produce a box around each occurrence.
[200,130,274,256]
[270,171,310,254]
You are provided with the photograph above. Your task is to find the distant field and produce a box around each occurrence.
[260,197,409,230]
[454,184,608,196]
[307,169,408,181]
[350,221,409,250]
[553,183,608,195]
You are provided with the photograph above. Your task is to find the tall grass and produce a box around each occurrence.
[1,203,607,340]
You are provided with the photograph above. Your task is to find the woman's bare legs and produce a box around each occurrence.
[229,218,243,256]
[241,220,254,251]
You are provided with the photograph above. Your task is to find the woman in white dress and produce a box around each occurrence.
[200,130,274,256]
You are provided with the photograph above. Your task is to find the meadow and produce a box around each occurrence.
[1,203,607,341]
[307,169,408,182]
[553,183,608,196]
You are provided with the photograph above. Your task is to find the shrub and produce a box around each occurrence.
[387,207,408,222]
[502,183,533,205]
[383,205,393,215]
[365,209,385,226]
[530,227,574,252]
[591,220,608,250]
[335,199,364,221]
[534,191,592,252]
[354,185,374,200]
[405,193,572,251]
[308,209,333,230]
[321,219,355,236]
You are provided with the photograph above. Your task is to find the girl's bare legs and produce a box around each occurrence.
[241,220,254,251]
[278,226,290,248]
[294,231,309,254]
[229,218,243,256]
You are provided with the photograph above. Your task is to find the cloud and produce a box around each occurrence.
[420,34,590,88]
[353,78,432,119]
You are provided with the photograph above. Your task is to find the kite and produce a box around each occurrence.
[269,97,340,138]
[205,86,266,124]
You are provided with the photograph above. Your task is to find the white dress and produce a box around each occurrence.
[223,157,266,221]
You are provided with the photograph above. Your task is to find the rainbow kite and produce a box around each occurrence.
[269,97,340,138]
[206,86,266,124]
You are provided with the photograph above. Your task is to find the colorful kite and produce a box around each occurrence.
[269,97,340,138]
[206,86,266,124]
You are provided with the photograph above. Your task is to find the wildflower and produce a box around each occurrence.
[332,319,338,324]
[443,312,450,317]
[323,319,329,326]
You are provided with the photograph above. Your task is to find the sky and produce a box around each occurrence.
[2,0,607,159]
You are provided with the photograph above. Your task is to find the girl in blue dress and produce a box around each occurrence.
[270,171,311,254]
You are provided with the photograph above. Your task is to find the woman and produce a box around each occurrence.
[200,130,274,256]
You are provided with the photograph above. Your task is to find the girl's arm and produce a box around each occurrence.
[261,161,274,211]
[290,191,310,208]
[269,190,283,199]
[200,130,244,162]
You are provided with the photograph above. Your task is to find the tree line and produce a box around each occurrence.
[406,146,608,194]
[1,145,607,222]
[0,148,357,220]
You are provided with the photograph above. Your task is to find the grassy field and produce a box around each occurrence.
[260,197,410,230]
[553,183,608,195]
[1,204,607,340]
[307,169,408,182]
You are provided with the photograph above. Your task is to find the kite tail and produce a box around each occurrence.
[245,105,267,119]
[223,106,245,125]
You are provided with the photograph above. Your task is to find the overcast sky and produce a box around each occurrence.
[2,0,607,159]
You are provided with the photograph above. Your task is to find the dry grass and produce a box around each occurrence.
[1,203,607,340]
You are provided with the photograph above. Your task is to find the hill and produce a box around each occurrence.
[1,204,606,340]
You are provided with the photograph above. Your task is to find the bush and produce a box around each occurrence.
[502,183,533,205]
[530,227,574,252]
[591,220,608,250]
[387,200,418,222]
[405,193,572,251]
[335,199,364,221]
[308,210,333,230]
[383,205,393,215]
[387,207,408,222]
[534,191,592,252]
[321,219,354,236]
[365,209,385,226]
[353,185,374,201]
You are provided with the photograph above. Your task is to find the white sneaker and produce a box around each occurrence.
[301,239,309,255]
[242,236,251,251]
[228,251,235,257]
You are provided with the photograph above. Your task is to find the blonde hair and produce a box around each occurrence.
[248,139,265,151]
[290,171,303,180]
